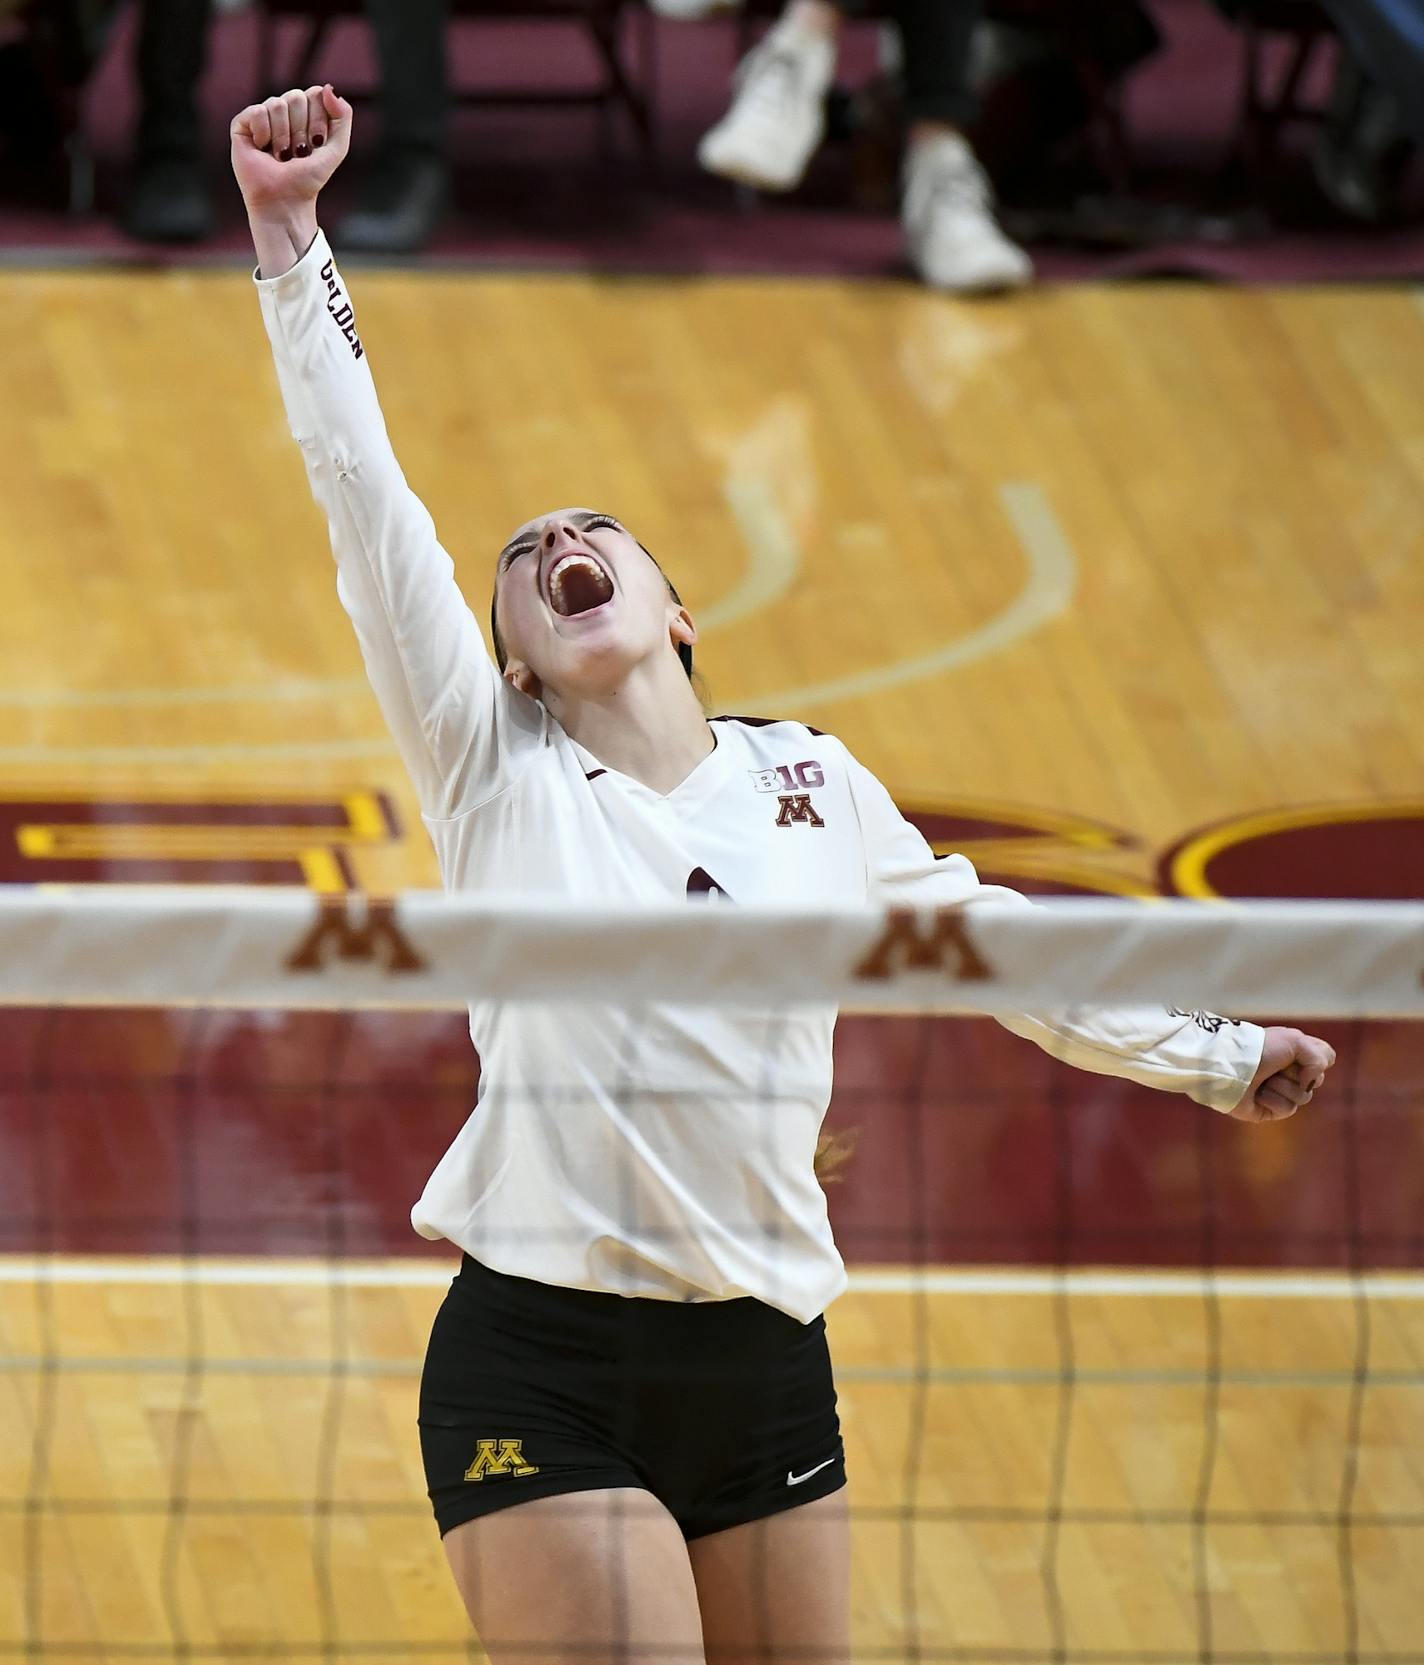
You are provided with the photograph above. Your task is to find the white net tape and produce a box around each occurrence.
[0,888,1419,1013]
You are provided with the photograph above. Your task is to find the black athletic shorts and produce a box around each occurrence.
[419,1256,845,1541]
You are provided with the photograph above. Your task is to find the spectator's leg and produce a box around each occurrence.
[894,0,1032,293]
[1311,0,1420,219]
[1319,0,1424,144]
[368,0,451,158]
[895,0,977,137]
[334,0,451,255]
[697,0,843,192]
[786,0,841,37]
[124,0,215,242]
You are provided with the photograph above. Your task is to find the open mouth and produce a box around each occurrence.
[547,552,615,618]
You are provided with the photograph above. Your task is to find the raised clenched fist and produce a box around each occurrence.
[230,85,352,211]
[1230,1025,1337,1123]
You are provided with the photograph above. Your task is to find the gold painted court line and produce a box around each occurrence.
[1168,799,1424,899]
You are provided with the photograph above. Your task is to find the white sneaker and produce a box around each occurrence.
[902,133,1033,295]
[646,0,742,17]
[697,22,838,193]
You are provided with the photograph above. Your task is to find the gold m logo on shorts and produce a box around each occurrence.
[854,908,992,982]
[285,894,426,973]
[463,1439,540,1483]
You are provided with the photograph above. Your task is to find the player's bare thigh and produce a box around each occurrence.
[442,1486,707,1665]
[689,1489,852,1664]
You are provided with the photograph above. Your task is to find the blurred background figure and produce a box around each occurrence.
[332,0,451,253]
[1311,0,1424,221]
[650,0,1032,295]
[124,0,213,239]
[0,0,114,205]
[1208,0,1423,226]
[0,0,60,164]
[123,0,453,248]
[1,0,1418,266]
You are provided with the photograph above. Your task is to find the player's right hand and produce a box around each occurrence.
[230,85,352,211]
[1230,1025,1337,1123]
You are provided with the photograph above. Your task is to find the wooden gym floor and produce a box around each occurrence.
[0,263,1421,1660]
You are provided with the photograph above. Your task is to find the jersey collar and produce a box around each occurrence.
[569,724,729,810]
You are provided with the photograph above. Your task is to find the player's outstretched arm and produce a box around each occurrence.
[232,90,541,817]
[232,85,349,277]
[841,743,1339,1119]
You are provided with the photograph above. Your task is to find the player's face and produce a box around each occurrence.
[493,508,694,701]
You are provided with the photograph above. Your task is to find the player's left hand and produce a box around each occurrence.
[1231,1026,1337,1122]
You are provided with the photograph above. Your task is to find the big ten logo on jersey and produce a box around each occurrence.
[749,760,824,794]
[0,789,400,892]
[749,761,827,829]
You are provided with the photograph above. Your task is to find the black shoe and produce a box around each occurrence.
[0,40,64,165]
[123,153,214,243]
[1312,58,1413,224]
[333,149,451,255]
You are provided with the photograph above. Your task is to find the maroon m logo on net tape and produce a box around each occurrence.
[285,894,426,973]
[853,908,994,983]
[281,897,993,991]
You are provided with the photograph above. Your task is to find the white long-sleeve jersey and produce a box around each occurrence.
[256,232,1265,1323]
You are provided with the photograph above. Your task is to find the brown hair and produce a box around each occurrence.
[813,1127,859,1186]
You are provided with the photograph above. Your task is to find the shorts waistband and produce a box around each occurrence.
[455,1255,816,1339]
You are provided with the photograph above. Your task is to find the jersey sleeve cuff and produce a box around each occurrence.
[252,227,331,292]
[1200,1020,1266,1113]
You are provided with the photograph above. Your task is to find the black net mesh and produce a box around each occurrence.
[3,1004,1422,1662]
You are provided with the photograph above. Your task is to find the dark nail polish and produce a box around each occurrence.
[279,147,291,162]
[294,142,310,158]
[312,133,324,148]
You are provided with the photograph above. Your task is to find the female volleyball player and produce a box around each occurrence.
[233,86,1337,1665]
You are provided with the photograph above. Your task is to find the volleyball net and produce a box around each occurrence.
[4,889,1423,1663]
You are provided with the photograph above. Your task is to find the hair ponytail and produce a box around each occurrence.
[813,1126,859,1186]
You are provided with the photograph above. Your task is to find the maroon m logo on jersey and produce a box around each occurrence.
[775,794,826,829]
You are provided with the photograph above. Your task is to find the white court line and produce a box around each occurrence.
[0,469,799,722]
[0,676,370,711]
[0,483,1073,759]
[1,1258,1420,1299]
[0,737,400,766]
[697,475,802,633]
[736,481,1077,712]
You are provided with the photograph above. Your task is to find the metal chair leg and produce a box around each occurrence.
[255,3,276,97]
[587,4,654,162]
[291,17,334,89]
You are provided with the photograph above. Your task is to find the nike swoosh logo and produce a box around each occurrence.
[786,1457,836,1486]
